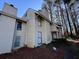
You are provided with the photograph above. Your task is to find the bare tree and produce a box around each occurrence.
[69,3,79,36]
[44,0,53,21]
[63,0,73,35]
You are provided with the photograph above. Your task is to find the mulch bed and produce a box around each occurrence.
[0,45,64,59]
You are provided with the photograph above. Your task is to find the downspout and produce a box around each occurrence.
[11,20,17,51]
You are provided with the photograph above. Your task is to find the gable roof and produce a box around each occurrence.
[24,8,52,24]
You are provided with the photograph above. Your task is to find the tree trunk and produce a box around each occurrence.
[69,6,78,35]
[72,5,78,35]
[47,2,53,22]
[60,7,69,36]
[64,3,73,35]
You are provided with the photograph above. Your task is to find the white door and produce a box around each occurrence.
[37,32,42,46]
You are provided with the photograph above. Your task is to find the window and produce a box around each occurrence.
[17,22,22,30]
[38,20,42,26]
[14,36,21,47]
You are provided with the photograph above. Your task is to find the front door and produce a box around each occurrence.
[37,32,42,46]
[51,32,57,39]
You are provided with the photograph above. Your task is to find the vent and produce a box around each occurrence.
[10,4,14,7]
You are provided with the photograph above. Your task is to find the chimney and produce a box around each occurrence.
[2,3,17,16]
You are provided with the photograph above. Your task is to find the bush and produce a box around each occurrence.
[52,38,67,44]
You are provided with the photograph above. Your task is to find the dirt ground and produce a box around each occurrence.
[0,45,64,59]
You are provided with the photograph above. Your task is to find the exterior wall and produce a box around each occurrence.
[50,24,59,39]
[35,16,42,47]
[41,9,51,21]
[42,0,56,21]
[51,24,58,32]
[0,15,16,54]
[26,9,52,47]
[24,23,28,45]
[13,22,26,49]
[43,20,52,44]
[21,23,26,47]
[35,15,52,46]
[26,9,36,48]
[41,20,47,44]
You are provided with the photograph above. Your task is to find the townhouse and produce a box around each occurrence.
[0,2,60,54]
[0,3,27,54]
[23,8,53,48]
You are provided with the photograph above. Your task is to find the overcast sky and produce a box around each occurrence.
[0,0,43,17]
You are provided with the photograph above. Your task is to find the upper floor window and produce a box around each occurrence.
[38,17,42,27]
[37,15,43,27]
[38,20,42,26]
[17,22,22,30]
